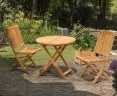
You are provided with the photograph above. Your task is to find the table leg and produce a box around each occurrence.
[40,45,66,79]
[40,45,74,79]
[54,46,75,75]
[39,46,59,74]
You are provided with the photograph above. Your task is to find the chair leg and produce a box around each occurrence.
[102,71,110,80]
[78,65,89,80]
[28,56,38,67]
[92,68,104,84]
[16,57,29,73]
[91,65,110,80]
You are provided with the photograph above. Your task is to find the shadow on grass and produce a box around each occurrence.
[0,68,100,96]
[0,55,16,67]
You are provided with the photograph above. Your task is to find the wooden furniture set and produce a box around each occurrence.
[5,24,115,84]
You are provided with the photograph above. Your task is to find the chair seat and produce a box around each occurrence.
[17,47,41,54]
[76,55,105,63]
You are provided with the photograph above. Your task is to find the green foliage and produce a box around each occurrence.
[71,23,97,50]
[19,18,43,43]
[2,9,57,43]
[48,0,71,27]
[38,24,57,36]
[0,0,12,12]
[1,0,115,30]
[110,0,117,14]
[2,11,24,27]
[0,0,13,45]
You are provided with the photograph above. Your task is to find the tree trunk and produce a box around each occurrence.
[102,0,106,20]
[32,0,38,12]
[37,0,51,18]
[0,11,3,24]
[98,0,107,28]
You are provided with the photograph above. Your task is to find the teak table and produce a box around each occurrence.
[36,36,75,79]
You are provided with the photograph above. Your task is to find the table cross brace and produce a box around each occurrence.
[39,45,74,79]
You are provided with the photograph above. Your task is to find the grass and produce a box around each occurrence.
[0,44,75,67]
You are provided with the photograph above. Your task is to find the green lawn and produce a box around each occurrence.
[0,44,75,67]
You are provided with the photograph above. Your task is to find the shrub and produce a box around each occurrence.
[2,10,57,43]
[71,23,97,50]
[19,18,43,43]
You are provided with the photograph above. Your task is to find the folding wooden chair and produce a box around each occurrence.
[76,30,115,84]
[5,25,41,73]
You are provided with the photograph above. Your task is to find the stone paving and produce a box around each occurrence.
[0,60,116,96]
[24,61,115,96]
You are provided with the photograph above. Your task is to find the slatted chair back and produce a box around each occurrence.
[6,25,25,51]
[94,30,115,57]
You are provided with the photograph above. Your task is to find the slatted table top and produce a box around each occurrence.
[36,36,75,46]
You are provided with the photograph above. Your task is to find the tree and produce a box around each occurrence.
[37,0,51,18]
[111,0,117,14]
[67,0,77,26]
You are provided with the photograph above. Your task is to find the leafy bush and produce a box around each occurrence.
[0,0,13,45]
[71,23,97,50]
[19,18,43,43]
[2,10,57,43]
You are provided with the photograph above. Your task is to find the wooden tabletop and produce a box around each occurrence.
[36,36,75,46]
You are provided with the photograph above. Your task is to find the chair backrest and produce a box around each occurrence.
[94,30,115,57]
[5,25,25,51]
